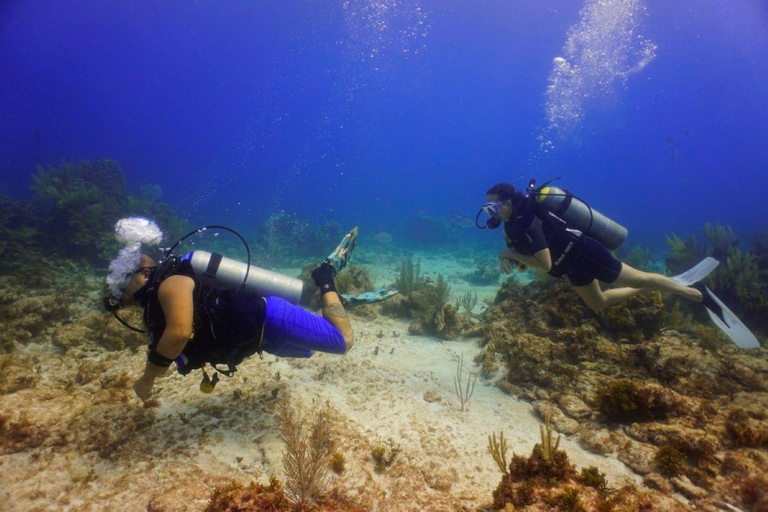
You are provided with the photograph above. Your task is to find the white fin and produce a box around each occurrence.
[670,257,720,286]
[702,286,761,349]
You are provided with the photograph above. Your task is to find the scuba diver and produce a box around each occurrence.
[478,180,708,310]
[476,179,761,349]
[103,218,358,402]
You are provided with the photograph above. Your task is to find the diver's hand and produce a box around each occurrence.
[500,258,513,274]
[133,375,156,402]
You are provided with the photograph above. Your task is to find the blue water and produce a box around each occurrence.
[2,0,766,249]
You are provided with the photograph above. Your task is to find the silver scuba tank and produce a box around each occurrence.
[183,250,304,304]
[535,186,628,250]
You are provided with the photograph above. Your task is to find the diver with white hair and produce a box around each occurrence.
[104,217,358,401]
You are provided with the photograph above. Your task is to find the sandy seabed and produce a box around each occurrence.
[1,252,643,511]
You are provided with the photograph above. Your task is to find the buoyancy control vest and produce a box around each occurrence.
[138,254,266,377]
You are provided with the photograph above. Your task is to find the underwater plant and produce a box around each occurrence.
[741,475,768,511]
[394,257,423,296]
[539,413,561,462]
[453,352,478,412]
[506,444,575,490]
[703,222,739,260]
[620,244,653,271]
[274,395,334,506]
[665,232,708,274]
[28,159,187,264]
[487,431,509,475]
[432,273,451,303]
[458,290,479,315]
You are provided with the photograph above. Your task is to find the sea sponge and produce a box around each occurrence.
[726,408,768,448]
[330,451,346,474]
[579,466,608,493]
[0,411,47,454]
[653,445,686,476]
[0,354,39,394]
[206,478,292,511]
[597,380,677,423]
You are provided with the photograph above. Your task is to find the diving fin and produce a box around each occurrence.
[341,289,399,306]
[696,284,761,349]
[324,227,358,273]
[670,257,720,286]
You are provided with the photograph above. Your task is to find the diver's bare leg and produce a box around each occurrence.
[573,280,643,312]
[614,263,702,302]
[321,291,354,352]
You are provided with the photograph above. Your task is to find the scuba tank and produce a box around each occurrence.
[533,185,628,250]
[182,250,304,304]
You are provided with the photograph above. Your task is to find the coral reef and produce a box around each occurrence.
[481,276,768,510]
[0,195,46,273]
[31,160,129,261]
[205,477,364,512]
[381,264,471,339]
[488,419,685,511]
[21,159,189,264]
[406,274,470,339]
[665,224,768,337]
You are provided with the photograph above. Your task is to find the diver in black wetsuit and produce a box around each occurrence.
[480,182,705,312]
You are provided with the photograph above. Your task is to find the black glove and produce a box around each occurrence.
[311,262,337,295]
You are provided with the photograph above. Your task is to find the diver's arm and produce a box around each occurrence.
[154,274,196,359]
[134,275,195,401]
[512,214,552,272]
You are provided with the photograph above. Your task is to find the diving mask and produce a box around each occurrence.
[475,201,504,230]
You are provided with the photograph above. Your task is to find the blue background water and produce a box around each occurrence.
[1,0,766,250]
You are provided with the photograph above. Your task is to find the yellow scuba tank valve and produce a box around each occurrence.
[200,369,219,393]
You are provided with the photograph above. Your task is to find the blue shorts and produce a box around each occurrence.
[261,296,347,358]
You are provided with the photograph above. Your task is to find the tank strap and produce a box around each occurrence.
[203,252,223,280]
[554,189,573,217]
